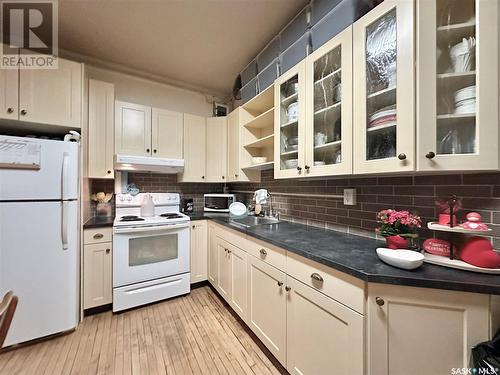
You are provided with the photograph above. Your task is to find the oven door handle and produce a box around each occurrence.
[113,222,189,234]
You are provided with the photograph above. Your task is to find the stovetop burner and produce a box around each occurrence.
[120,215,145,222]
[160,213,184,219]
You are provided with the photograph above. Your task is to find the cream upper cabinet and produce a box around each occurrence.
[190,220,208,284]
[151,108,183,159]
[88,80,114,179]
[115,101,152,156]
[247,255,287,365]
[353,0,415,174]
[274,61,307,179]
[208,222,218,285]
[206,116,227,182]
[0,47,18,121]
[304,27,353,177]
[227,109,241,182]
[19,57,82,128]
[216,237,232,301]
[179,113,206,182]
[286,276,364,375]
[367,283,490,375]
[417,0,499,171]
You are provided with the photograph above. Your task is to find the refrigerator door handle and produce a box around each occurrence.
[61,152,69,200]
[62,201,69,250]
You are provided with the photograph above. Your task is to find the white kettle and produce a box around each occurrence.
[140,193,155,217]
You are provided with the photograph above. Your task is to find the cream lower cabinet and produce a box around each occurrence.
[190,220,208,284]
[179,113,206,182]
[208,222,218,285]
[216,237,232,301]
[367,283,490,375]
[88,80,115,179]
[83,228,112,309]
[206,117,227,182]
[247,255,287,365]
[286,276,364,375]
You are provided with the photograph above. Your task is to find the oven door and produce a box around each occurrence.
[113,223,190,288]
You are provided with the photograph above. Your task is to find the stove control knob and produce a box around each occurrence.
[119,196,125,202]
[127,196,132,201]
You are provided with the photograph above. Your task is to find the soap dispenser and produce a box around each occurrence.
[140,193,155,217]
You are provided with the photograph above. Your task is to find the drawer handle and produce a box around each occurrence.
[259,248,267,256]
[375,297,385,306]
[277,281,283,287]
[311,273,323,282]
[285,286,291,292]
[93,233,104,239]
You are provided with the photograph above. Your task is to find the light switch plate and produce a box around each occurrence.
[343,188,357,206]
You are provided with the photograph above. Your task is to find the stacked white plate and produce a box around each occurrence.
[454,85,476,114]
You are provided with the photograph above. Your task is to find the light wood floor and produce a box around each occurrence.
[0,286,285,375]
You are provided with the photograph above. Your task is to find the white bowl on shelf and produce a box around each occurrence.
[285,159,298,169]
[376,248,424,270]
[251,156,268,165]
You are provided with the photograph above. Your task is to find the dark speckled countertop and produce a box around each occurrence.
[83,216,114,229]
[188,211,500,295]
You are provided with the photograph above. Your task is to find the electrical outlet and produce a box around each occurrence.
[343,188,357,206]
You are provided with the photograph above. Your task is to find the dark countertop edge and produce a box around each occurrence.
[199,216,500,296]
[83,216,114,229]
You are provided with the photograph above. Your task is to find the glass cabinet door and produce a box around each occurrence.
[418,0,498,170]
[305,27,352,176]
[353,0,415,174]
[274,61,306,179]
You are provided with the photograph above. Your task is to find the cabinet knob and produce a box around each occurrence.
[20,109,27,115]
[296,166,302,172]
[146,148,150,153]
[259,248,267,256]
[192,225,195,229]
[234,174,238,178]
[310,273,323,282]
[202,176,205,179]
[222,176,225,179]
[107,170,112,174]
[277,281,283,287]
[375,297,385,306]
[153,149,157,154]
[6,107,13,114]
[227,249,232,254]
[305,165,310,170]
[106,248,110,254]
[398,153,407,160]
[425,151,436,159]
[285,286,291,292]
[93,233,103,239]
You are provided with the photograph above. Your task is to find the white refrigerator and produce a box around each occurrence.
[0,135,79,347]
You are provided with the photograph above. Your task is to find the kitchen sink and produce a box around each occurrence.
[230,216,280,228]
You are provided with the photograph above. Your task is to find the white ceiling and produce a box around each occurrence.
[59,0,309,96]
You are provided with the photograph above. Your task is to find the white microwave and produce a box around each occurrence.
[204,194,235,212]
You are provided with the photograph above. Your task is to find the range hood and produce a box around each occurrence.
[114,154,184,173]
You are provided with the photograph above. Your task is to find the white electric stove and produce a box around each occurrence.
[112,193,191,312]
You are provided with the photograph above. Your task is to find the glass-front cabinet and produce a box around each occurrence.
[417,0,499,171]
[353,0,415,174]
[304,27,352,176]
[274,61,306,179]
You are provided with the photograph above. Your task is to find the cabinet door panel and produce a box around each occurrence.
[368,283,489,375]
[206,117,227,182]
[286,277,364,375]
[305,27,353,176]
[179,113,206,182]
[83,242,112,309]
[208,223,218,285]
[229,244,247,321]
[353,0,414,173]
[114,101,151,156]
[190,221,208,284]
[274,61,307,179]
[216,238,231,301]
[0,51,18,120]
[417,0,499,170]
[151,108,183,159]
[247,255,287,365]
[88,80,114,178]
[19,57,82,127]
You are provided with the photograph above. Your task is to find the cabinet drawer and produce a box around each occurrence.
[84,227,112,244]
[244,237,286,272]
[214,223,251,249]
[286,252,365,314]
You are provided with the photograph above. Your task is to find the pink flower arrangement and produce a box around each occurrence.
[376,209,422,238]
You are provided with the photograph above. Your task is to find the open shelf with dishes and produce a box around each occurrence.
[241,86,275,170]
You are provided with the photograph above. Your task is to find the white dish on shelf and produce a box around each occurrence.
[229,202,247,217]
[314,161,326,166]
[454,85,476,103]
[376,248,424,270]
[427,222,492,234]
[285,159,298,169]
[251,156,268,165]
[423,253,500,274]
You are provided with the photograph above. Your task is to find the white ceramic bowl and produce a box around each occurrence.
[251,156,268,164]
[376,248,424,270]
[285,159,298,169]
